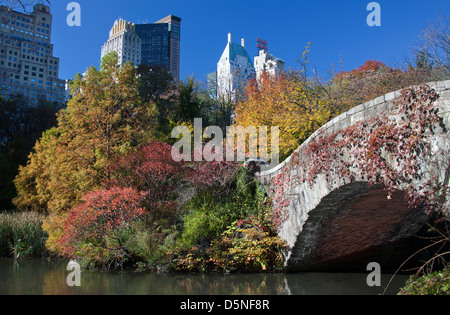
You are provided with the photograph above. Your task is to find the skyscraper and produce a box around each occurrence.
[135,15,181,81]
[216,33,255,101]
[135,23,169,70]
[0,4,65,105]
[101,15,181,81]
[101,19,141,67]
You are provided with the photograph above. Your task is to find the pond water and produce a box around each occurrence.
[0,258,409,295]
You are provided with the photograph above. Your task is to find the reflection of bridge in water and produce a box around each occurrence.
[258,81,450,272]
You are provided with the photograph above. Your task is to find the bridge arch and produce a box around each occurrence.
[258,80,450,271]
[286,182,428,272]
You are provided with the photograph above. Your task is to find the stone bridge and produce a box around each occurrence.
[258,80,450,272]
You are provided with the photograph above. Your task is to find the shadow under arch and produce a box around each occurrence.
[286,182,430,273]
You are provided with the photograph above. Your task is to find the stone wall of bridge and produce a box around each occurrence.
[258,80,450,271]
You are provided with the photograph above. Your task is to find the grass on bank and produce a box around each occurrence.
[0,211,48,259]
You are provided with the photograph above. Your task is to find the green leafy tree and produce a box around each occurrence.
[136,64,177,140]
[175,76,203,123]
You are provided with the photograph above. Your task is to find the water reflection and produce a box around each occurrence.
[0,258,408,295]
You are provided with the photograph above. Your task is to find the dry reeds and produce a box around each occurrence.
[0,212,48,259]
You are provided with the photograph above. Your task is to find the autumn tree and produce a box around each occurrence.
[59,53,157,182]
[135,67,209,142]
[412,15,450,80]
[13,52,158,251]
[207,93,236,132]
[136,64,178,140]
[234,70,342,160]
[175,76,203,123]
[109,141,185,214]
[13,128,65,212]
[330,59,433,110]
[58,187,147,269]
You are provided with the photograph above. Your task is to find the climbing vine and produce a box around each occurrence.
[268,84,449,229]
[267,167,291,229]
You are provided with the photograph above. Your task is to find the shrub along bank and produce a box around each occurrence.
[0,166,286,273]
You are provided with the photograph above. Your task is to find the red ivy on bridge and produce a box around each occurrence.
[269,84,449,229]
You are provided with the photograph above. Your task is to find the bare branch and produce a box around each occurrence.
[1,0,50,13]
[414,15,450,80]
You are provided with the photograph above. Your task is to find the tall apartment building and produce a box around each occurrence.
[254,49,285,80]
[0,4,65,105]
[101,19,141,67]
[102,15,182,81]
[216,33,255,102]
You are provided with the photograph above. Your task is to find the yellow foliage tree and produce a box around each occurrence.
[234,71,343,160]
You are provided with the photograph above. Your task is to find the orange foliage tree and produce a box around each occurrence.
[14,52,159,252]
[331,59,432,109]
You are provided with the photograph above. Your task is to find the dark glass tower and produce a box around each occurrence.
[135,23,169,71]
[135,15,181,81]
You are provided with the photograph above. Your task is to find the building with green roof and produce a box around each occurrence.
[216,33,255,102]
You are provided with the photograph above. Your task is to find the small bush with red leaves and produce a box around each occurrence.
[58,187,147,269]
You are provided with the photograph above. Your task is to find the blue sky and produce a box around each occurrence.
[44,0,449,85]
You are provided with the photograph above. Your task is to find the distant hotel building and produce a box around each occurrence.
[101,15,181,81]
[0,4,65,105]
[216,33,255,101]
[210,34,284,101]
[254,49,285,80]
[101,19,141,67]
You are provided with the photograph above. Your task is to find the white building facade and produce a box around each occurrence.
[254,49,285,81]
[216,33,255,102]
[0,4,66,105]
[101,19,141,67]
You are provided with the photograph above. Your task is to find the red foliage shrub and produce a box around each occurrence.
[58,187,147,268]
[354,60,385,74]
[109,141,239,209]
[110,141,185,212]
[186,158,240,192]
